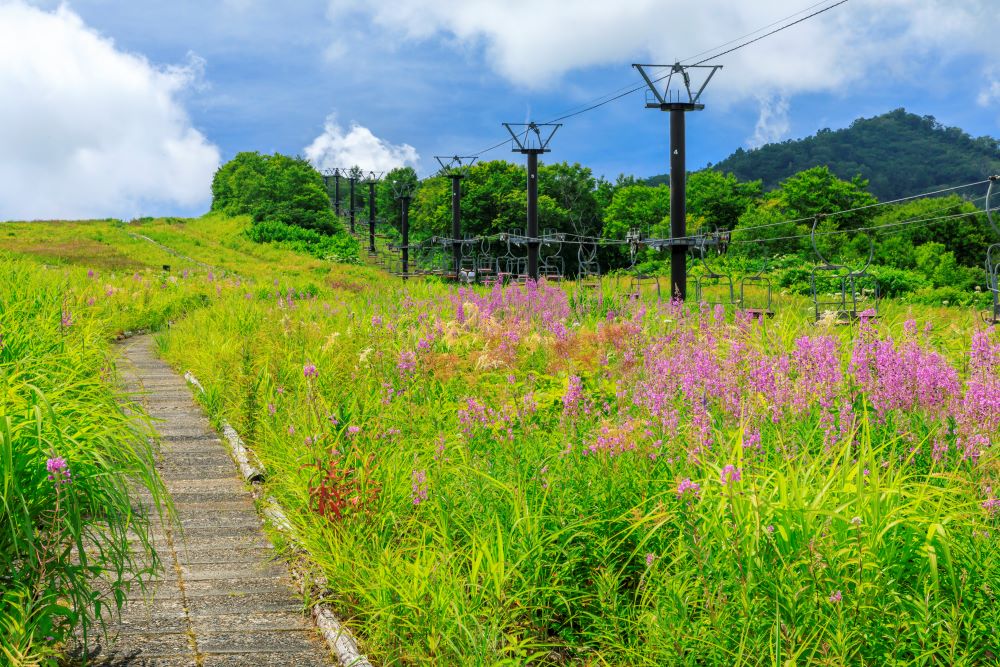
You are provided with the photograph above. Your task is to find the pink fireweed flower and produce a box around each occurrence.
[676,478,701,498]
[645,553,656,567]
[765,525,776,534]
[720,464,741,485]
[267,403,276,416]
[829,590,842,604]
[397,350,417,376]
[287,425,295,435]
[563,375,584,417]
[303,364,318,378]
[411,469,428,505]
[61,310,73,328]
[46,457,71,485]
[347,425,361,436]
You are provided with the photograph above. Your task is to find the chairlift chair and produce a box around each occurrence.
[539,230,565,281]
[459,247,478,284]
[980,176,1000,324]
[624,227,661,301]
[476,238,497,284]
[576,242,601,288]
[810,218,879,324]
[739,255,775,320]
[692,228,736,309]
[984,244,1000,325]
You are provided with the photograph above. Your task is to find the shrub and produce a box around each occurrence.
[246,220,359,263]
[212,152,339,235]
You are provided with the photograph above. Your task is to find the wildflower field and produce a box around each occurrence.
[2,215,999,665]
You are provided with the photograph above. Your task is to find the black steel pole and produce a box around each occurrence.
[368,181,376,254]
[401,196,410,281]
[669,108,686,301]
[349,178,356,233]
[451,175,462,277]
[526,151,539,281]
[334,171,341,216]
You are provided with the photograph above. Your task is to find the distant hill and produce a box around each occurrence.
[649,109,1000,201]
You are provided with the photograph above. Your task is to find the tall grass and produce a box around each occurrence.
[0,252,248,665]
[162,275,1000,664]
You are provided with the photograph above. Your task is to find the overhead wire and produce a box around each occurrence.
[464,0,851,157]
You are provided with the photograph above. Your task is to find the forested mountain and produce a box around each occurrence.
[652,109,1000,200]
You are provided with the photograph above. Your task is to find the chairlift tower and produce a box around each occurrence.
[364,171,383,254]
[333,168,343,216]
[322,168,345,217]
[391,178,415,280]
[633,62,721,301]
[503,122,561,282]
[435,155,477,278]
[348,176,357,234]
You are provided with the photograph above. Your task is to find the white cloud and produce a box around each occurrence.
[748,95,790,148]
[978,68,1000,108]
[327,1,1000,112]
[304,114,419,173]
[0,2,219,220]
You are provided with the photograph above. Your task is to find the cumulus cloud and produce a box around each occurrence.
[748,95,791,148]
[328,0,1000,139]
[304,114,419,173]
[0,2,219,220]
[978,68,1000,108]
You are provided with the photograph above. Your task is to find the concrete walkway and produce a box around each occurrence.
[85,336,332,667]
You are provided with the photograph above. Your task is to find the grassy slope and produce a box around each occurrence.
[3,216,999,665]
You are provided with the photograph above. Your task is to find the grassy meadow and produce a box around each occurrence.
[1,215,999,665]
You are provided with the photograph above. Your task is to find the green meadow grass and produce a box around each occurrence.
[3,215,998,665]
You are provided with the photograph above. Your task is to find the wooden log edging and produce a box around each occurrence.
[182,370,373,667]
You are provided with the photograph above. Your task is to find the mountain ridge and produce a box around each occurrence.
[648,109,1000,201]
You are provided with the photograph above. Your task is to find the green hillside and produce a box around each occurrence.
[653,109,1000,200]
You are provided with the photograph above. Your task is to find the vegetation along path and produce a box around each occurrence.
[87,335,332,667]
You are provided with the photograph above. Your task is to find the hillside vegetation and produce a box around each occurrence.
[706,108,1000,200]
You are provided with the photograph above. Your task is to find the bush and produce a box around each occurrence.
[246,220,359,263]
[869,266,929,297]
[212,152,339,235]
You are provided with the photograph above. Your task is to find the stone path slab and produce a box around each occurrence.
[82,336,332,667]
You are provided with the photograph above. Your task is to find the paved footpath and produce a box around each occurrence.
[84,336,333,667]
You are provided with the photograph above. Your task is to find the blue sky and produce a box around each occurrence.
[1,0,998,219]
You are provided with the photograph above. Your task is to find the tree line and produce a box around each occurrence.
[210,146,997,306]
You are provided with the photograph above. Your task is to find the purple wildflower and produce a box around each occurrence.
[676,478,700,499]
[829,590,842,604]
[303,364,318,379]
[46,457,71,485]
[411,469,428,505]
[720,464,741,485]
